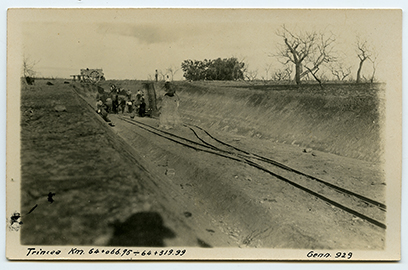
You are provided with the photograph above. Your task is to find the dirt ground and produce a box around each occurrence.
[19,79,386,250]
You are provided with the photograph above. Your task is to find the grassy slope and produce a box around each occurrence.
[175,81,384,162]
[78,79,384,162]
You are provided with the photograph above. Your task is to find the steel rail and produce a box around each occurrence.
[118,117,386,229]
[71,85,387,230]
[189,124,386,211]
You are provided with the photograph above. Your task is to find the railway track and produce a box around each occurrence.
[117,116,387,230]
[71,86,386,231]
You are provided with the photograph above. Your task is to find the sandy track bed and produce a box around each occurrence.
[20,80,386,250]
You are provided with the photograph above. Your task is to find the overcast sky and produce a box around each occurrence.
[11,9,400,81]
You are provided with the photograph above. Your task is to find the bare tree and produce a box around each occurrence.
[272,70,286,81]
[233,54,248,80]
[166,65,180,81]
[275,25,336,85]
[272,65,293,82]
[330,62,352,81]
[264,63,273,81]
[369,52,379,83]
[245,69,258,81]
[356,37,374,83]
[157,69,165,81]
[23,56,39,84]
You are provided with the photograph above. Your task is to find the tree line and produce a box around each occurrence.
[180,25,378,85]
[274,25,377,86]
[23,25,378,85]
[181,58,245,81]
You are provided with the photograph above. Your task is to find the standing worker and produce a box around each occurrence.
[119,98,126,114]
[110,84,119,114]
[126,89,132,100]
[125,89,133,113]
[131,90,144,119]
[159,81,180,129]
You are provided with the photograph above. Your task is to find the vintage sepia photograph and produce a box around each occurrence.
[6,8,402,260]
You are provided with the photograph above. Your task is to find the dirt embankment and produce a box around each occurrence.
[85,79,384,162]
[20,80,205,247]
[20,79,385,250]
[174,82,384,163]
[73,80,385,250]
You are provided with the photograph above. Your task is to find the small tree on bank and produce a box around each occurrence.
[23,57,39,85]
[330,62,352,81]
[166,65,180,81]
[245,66,258,81]
[272,65,293,82]
[369,52,379,83]
[355,37,375,83]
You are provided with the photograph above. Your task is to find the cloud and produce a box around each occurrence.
[97,23,199,44]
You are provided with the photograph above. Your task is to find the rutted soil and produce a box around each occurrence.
[20,80,205,247]
[20,79,385,250]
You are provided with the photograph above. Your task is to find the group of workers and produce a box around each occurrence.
[108,84,146,116]
[95,84,146,125]
[95,80,180,130]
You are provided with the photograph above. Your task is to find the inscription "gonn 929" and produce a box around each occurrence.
[307,250,353,259]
